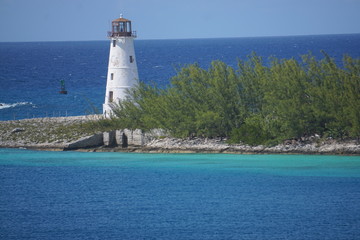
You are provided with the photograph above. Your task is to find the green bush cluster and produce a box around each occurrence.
[110,52,360,145]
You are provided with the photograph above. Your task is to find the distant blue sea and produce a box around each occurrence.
[1,34,360,120]
[0,149,360,239]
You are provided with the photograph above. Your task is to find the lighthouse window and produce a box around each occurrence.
[112,40,116,47]
[109,91,113,102]
[130,56,134,63]
[120,22,125,32]
[111,73,114,80]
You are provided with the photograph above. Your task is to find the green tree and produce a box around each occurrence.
[109,52,360,144]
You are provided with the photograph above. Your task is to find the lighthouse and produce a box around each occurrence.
[103,15,139,117]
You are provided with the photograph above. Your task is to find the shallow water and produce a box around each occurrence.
[1,149,359,239]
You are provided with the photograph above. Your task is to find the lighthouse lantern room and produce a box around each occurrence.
[103,15,139,117]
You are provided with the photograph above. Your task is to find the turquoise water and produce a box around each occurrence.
[1,148,359,177]
[1,149,360,239]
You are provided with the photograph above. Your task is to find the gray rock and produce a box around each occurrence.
[65,133,103,150]
[11,128,25,134]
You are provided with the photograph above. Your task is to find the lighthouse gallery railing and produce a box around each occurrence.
[107,31,137,38]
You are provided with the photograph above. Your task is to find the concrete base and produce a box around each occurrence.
[103,131,116,147]
[65,133,104,150]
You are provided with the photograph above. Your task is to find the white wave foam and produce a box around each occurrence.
[0,102,33,110]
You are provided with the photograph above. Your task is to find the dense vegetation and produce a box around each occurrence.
[108,52,360,145]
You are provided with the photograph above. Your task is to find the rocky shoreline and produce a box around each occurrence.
[0,115,99,150]
[1,116,359,155]
[139,137,360,155]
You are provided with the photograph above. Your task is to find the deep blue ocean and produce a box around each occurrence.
[1,149,360,240]
[1,34,360,120]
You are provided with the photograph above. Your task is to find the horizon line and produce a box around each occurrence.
[1,32,359,44]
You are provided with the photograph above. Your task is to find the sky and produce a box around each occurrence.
[0,0,360,42]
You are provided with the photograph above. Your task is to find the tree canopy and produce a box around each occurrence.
[109,52,360,145]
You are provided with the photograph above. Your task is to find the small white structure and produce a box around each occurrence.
[103,15,139,117]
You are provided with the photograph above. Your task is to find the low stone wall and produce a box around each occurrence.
[65,133,104,150]
[62,129,151,150]
[116,129,145,146]
[103,131,116,147]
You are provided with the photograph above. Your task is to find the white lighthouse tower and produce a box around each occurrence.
[103,15,139,117]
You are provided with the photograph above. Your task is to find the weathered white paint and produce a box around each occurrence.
[103,20,139,117]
